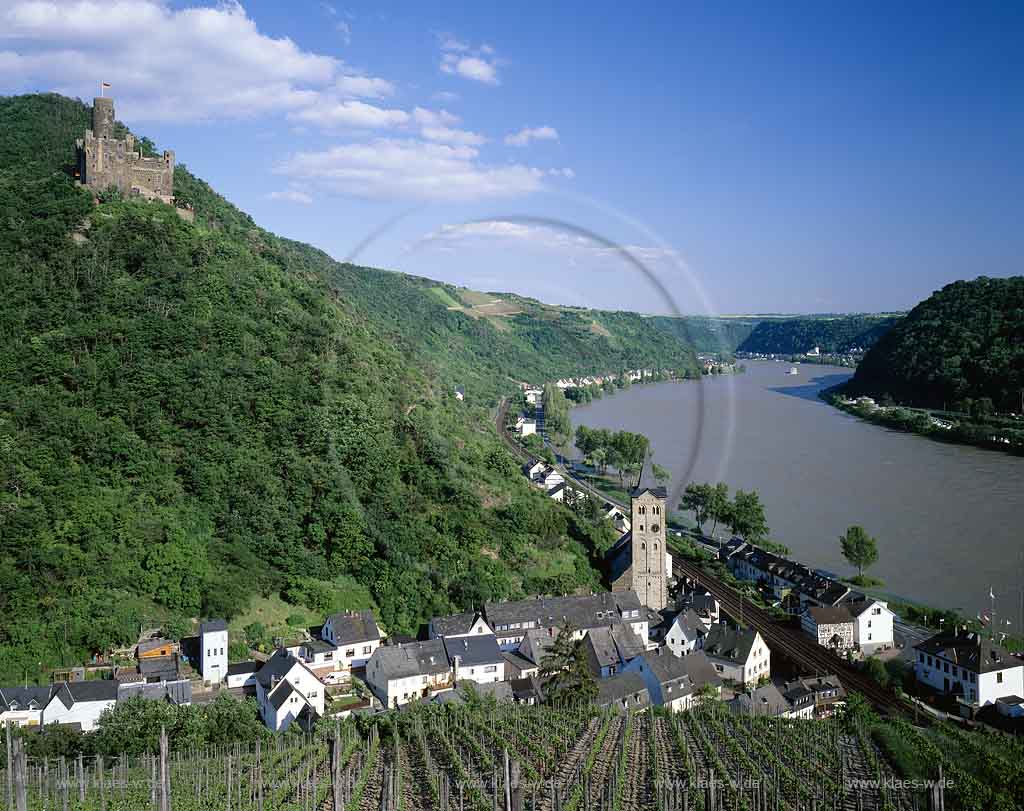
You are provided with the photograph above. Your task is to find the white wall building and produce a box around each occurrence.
[365,639,452,708]
[199,619,229,685]
[915,628,1024,707]
[849,600,895,654]
[254,651,325,732]
[444,635,505,685]
[801,607,856,652]
[0,687,50,728]
[43,682,118,732]
[665,609,706,657]
[321,610,382,671]
[701,625,770,686]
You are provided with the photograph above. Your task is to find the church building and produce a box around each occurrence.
[608,486,672,610]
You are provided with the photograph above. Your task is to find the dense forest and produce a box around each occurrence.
[0,93,700,682]
[846,277,1024,412]
[736,314,901,355]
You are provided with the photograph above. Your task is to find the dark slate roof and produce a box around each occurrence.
[268,679,299,711]
[702,625,758,663]
[0,687,50,711]
[997,695,1024,706]
[227,661,261,676]
[847,599,887,618]
[672,609,707,638]
[325,610,381,645]
[783,675,846,704]
[139,656,179,680]
[611,625,646,661]
[50,681,119,708]
[584,628,621,671]
[806,606,855,626]
[484,592,642,633]
[595,673,650,709]
[443,635,502,668]
[199,619,228,634]
[435,682,513,704]
[914,629,1018,675]
[607,532,634,583]
[255,650,317,690]
[430,611,480,637]
[731,684,791,717]
[502,651,537,672]
[509,675,544,703]
[303,638,335,654]
[631,486,667,499]
[519,630,556,666]
[371,639,449,680]
[677,651,722,689]
[117,680,191,705]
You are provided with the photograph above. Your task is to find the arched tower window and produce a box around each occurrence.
[640,542,646,550]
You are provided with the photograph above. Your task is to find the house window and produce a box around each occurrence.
[345,649,355,657]
[362,645,372,654]
[997,672,1004,684]
[484,665,497,673]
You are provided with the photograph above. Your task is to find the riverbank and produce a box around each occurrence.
[822,388,1024,457]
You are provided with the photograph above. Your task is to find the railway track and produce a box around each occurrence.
[673,558,922,720]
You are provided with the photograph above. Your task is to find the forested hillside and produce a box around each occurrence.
[737,314,901,355]
[846,277,1024,411]
[0,93,698,681]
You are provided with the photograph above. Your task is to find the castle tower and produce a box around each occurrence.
[630,486,667,610]
[92,96,115,139]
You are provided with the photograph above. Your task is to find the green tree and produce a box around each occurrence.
[727,489,769,542]
[651,463,672,488]
[540,621,597,706]
[840,525,879,578]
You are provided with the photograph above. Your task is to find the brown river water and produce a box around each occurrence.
[571,361,1024,617]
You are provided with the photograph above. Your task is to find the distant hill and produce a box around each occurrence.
[0,93,699,681]
[846,277,1024,411]
[736,314,902,355]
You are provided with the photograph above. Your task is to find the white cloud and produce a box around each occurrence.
[433,90,460,103]
[438,35,500,84]
[336,20,351,45]
[335,74,395,99]
[505,125,559,146]
[421,126,486,146]
[442,54,499,84]
[426,222,676,268]
[412,107,459,127]
[277,139,545,202]
[0,0,342,121]
[266,188,313,204]
[289,99,408,129]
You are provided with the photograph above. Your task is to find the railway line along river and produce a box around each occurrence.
[570,360,1024,617]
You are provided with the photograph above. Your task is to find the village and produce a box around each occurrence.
[5,478,1021,743]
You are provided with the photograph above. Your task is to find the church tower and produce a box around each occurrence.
[630,487,667,610]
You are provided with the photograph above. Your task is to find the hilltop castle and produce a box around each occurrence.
[75,96,175,204]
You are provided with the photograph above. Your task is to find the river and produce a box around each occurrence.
[570,360,1024,617]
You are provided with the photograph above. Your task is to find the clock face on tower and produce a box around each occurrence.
[651,523,660,533]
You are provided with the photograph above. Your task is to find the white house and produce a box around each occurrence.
[443,635,505,685]
[43,682,118,731]
[914,628,1024,707]
[537,467,564,490]
[320,610,381,671]
[701,625,770,686]
[623,649,721,712]
[517,418,537,437]
[801,606,856,652]
[428,611,493,640]
[665,609,706,657]
[547,482,567,502]
[226,661,260,690]
[199,619,229,684]
[365,639,452,708]
[254,651,325,732]
[523,460,546,481]
[0,687,50,728]
[848,599,894,654]
[524,389,543,405]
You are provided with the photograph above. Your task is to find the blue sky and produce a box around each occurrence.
[2,1,1021,315]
